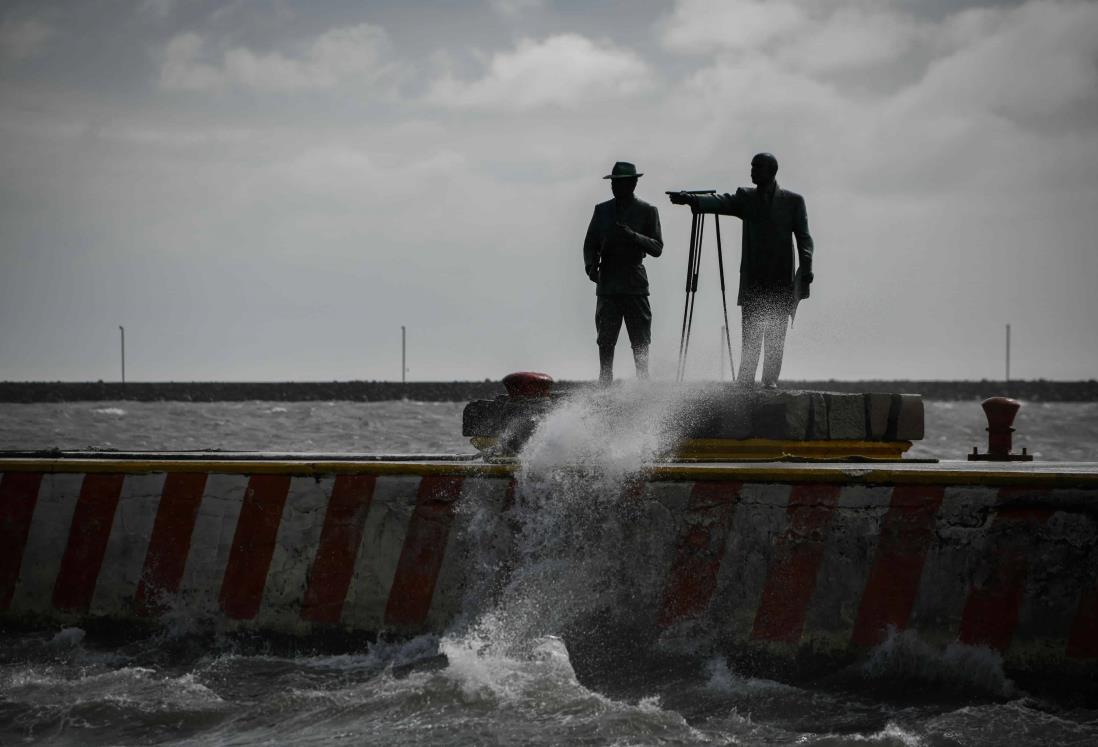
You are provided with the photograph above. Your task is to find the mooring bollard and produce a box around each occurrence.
[502,371,554,398]
[968,396,1033,461]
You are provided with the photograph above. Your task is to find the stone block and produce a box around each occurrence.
[864,393,892,440]
[462,398,502,437]
[708,392,754,439]
[752,390,810,440]
[807,392,829,439]
[894,393,924,440]
[826,393,866,440]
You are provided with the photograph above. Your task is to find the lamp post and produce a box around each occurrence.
[401,326,406,385]
[119,325,125,387]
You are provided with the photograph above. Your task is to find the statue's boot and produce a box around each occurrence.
[633,345,650,380]
[599,345,615,386]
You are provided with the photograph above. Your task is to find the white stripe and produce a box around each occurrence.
[708,482,793,642]
[256,475,333,631]
[340,475,421,631]
[176,473,249,616]
[426,476,510,630]
[802,485,892,649]
[10,473,86,614]
[908,485,999,643]
[89,473,166,617]
[629,481,695,627]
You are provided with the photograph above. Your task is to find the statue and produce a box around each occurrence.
[583,162,664,384]
[670,153,814,388]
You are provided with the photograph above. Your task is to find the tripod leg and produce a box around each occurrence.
[677,213,699,381]
[681,214,704,380]
[714,215,736,381]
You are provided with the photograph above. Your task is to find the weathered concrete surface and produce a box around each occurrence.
[463,386,925,454]
[1,458,1096,684]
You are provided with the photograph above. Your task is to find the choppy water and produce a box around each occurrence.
[2,395,1097,745]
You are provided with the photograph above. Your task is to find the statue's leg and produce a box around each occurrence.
[761,308,789,387]
[599,345,615,385]
[596,296,623,385]
[622,296,652,380]
[738,302,763,384]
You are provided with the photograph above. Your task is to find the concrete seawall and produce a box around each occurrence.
[2,457,1096,682]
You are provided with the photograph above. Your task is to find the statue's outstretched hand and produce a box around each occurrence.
[668,191,693,206]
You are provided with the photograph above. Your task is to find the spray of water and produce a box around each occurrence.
[439,381,704,697]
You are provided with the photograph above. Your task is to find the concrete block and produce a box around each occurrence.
[864,393,892,440]
[826,393,867,440]
[894,393,924,440]
[807,392,829,439]
[686,389,753,439]
[752,391,810,440]
[461,398,503,437]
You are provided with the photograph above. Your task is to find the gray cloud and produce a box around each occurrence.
[425,33,652,110]
[0,19,55,60]
[0,0,1095,382]
[159,22,392,92]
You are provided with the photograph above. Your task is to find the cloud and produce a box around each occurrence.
[0,19,55,60]
[489,0,543,16]
[661,0,932,74]
[137,0,174,21]
[159,22,392,91]
[426,33,652,110]
[661,0,806,56]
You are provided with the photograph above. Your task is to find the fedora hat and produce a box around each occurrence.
[603,161,643,179]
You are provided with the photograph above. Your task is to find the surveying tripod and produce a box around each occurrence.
[667,191,736,383]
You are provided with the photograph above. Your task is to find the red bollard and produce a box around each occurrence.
[502,371,554,398]
[968,396,1033,461]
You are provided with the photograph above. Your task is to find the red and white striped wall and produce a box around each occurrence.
[0,461,1096,674]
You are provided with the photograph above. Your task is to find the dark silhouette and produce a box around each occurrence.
[670,153,813,387]
[584,161,664,384]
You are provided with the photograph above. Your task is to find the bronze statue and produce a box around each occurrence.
[670,153,814,388]
[584,162,664,384]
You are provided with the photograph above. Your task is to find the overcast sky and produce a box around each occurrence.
[1,0,1095,382]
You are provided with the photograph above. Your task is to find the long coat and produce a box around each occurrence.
[583,196,663,296]
[695,184,813,307]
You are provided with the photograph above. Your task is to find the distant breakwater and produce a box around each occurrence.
[1,380,1096,403]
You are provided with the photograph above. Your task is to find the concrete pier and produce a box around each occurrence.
[1,455,1096,682]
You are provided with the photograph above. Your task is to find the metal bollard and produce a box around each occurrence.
[502,371,554,398]
[968,396,1033,461]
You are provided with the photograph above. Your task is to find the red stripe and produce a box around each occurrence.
[1067,587,1098,659]
[218,474,291,620]
[52,473,125,613]
[658,481,741,628]
[0,472,44,610]
[851,485,945,646]
[134,472,208,617]
[301,475,377,624]
[502,478,517,513]
[384,475,464,627]
[751,483,842,644]
[958,489,1052,651]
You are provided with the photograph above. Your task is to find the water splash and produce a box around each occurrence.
[437,382,702,708]
[861,627,1017,697]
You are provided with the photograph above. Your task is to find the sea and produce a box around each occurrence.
[1,395,1097,746]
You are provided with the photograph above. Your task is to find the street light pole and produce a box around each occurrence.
[119,325,125,387]
[401,326,406,385]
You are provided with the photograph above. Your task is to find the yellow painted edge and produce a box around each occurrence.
[0,458,514,479]
[675,439,911,460]
[1,457,1097,488]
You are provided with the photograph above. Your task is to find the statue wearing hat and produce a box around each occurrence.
[583,161,664,384]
